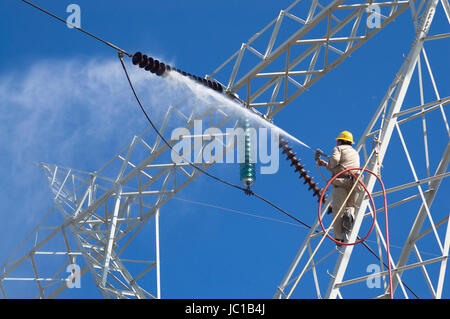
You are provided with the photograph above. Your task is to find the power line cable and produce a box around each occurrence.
[172,197,305,228]
[22,0,132,57]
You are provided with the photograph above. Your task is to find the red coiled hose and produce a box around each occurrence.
[317,167,393,299]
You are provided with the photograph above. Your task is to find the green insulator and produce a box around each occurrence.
[239,117,256,187]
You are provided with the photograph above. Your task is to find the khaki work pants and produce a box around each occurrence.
[331,176,361,241]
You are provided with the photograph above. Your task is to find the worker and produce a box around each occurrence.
[316,131,361,245]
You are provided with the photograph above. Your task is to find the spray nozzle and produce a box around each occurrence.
[314,149,328,161]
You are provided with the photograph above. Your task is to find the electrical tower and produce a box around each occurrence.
[1,0,448,299]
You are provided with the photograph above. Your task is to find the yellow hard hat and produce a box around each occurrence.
[336,130,355,144]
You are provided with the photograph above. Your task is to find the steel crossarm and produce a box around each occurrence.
[209,0,411,119]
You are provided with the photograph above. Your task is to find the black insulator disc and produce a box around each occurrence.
[150,60,160,73]
[165,65,171,72]
[202,78,208,86]
[207,80,213,88]
[182,71,187,76]
[132,52,143,65]
[212,82,218,90]
[145,57,154,71]
[139,55,148,68]
[216,82,223,92]
[156,62,166,76]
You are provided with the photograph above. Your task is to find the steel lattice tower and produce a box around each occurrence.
[1,0,449,299]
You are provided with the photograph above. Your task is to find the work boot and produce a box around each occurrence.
[335,237,344,247]
[342,210,354,232]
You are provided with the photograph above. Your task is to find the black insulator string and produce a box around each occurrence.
[131,51,224,94]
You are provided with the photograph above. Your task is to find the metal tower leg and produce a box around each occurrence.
[325,0,441,299]
[391,143,450,297]
[275,0,448,299]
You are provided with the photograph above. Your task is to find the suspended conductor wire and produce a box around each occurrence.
[173,197,307,228]
[22,0,132,57]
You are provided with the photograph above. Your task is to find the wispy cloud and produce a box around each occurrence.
[0,54,293,248]
[0,57,173,234]
[1,57,167,168]
[0,55,235,229]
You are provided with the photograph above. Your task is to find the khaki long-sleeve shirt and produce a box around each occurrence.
[326,145,360,176]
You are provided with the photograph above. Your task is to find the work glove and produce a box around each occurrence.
[314,149,323,161]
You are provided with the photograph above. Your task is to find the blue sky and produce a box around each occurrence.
[0,0,449,299]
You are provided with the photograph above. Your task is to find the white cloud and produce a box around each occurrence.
[0,57,171,233]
